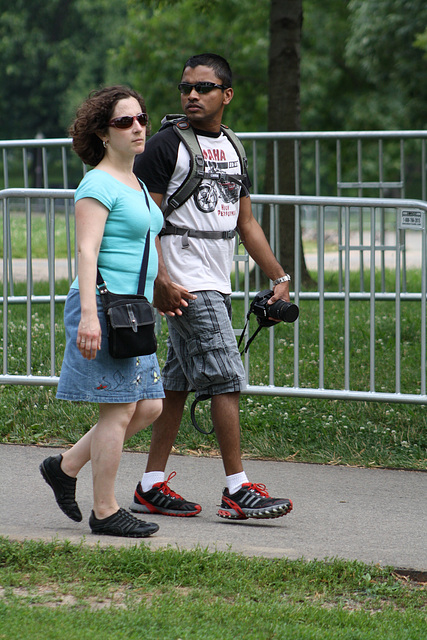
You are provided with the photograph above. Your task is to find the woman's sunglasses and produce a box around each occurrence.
[108,113,149,129]
[178,82,229,95]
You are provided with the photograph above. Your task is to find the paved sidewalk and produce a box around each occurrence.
[0,444,425,572]
[0,231,423,282]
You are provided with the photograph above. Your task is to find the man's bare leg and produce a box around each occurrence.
[211,391,244,476]
[131,389,203,517]
[145,389,189,472]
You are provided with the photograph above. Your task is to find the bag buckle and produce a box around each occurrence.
[97,281,108,295]
[127,304,138,332]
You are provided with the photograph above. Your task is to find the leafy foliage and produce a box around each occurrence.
[111,0,270,133]
[1,0,425,140]
[344,0,427,129]
[0,0,126,139]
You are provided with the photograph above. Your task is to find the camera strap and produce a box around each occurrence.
[190,394,214,435]
[237,313,265,355]
[191,313,267,434]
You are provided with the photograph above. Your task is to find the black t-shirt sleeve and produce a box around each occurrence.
[133,127,181,195]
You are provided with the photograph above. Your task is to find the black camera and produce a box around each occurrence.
[250,289,299,327]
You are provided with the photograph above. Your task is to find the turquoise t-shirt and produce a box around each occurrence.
[72,169,163,302]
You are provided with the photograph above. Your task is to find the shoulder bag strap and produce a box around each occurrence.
[136,229,150,295]
[137,182,151,295]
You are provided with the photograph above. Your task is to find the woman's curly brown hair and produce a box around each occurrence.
[69,86,148,167]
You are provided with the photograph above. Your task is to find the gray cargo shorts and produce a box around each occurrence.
[162,290,246,398]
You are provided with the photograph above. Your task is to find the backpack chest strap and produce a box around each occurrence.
[159,223,236,248]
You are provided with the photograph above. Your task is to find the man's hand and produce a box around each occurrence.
[266,281,291,322]
[153,278,197,316]
[267,281,291,305]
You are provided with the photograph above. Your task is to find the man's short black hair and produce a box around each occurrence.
[182,53,232,88]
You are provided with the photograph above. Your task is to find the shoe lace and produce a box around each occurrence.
[158,471,183,499]
[246,482,270,498]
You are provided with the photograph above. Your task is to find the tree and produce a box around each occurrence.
[112,0,270,133]
[264,1,314,285]
[0,0,126,139]
[4,0,423,281]
[300,0,356,131]
[345,0,427,130]
[115,0,311,282]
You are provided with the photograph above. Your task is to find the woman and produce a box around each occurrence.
[40,86,164,537]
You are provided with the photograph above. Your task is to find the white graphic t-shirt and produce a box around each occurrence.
[134,125,250,294]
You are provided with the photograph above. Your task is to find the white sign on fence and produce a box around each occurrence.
[399,209,425,230]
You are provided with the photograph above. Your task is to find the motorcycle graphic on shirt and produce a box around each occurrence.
[194,160,242,213]
[195,178,240,212]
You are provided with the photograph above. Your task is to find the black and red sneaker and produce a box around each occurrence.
[129,472,202,517]
[217,482,293,520]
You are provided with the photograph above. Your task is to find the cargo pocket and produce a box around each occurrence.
[186,329,236,388]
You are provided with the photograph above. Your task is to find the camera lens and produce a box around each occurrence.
[269,300,299,323]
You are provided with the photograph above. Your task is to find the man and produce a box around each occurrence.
[131,53,293,521]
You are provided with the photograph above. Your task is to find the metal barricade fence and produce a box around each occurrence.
[1,188,426,406]
[3,131,426,295]
[0,138,82,190]
[245,195,427,404]
[1,189,75,386]
[2,131,427,197]
[236,130,427,199]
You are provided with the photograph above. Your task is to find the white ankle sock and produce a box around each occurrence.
[141,471,165,493]
[226,471,248,495]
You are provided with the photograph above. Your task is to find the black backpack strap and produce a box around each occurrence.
[160,116,205,218]
[160,115,248,217]
[220,123,248,176]
[159,222,236,248]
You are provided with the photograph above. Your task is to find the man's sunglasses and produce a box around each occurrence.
[178,82,229,95]
[108,113,149,129]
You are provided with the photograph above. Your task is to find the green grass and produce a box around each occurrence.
[0,538,425,640]
[0,272,426,469]
[0,210,74,259]
[1,272,425,637]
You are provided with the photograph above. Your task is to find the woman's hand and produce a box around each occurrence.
[76,314,102,360]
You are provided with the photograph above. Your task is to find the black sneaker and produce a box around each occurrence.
[217,482,293,520]
[89,508,159,538]
[40,454,82,522]
[130,471,202,517]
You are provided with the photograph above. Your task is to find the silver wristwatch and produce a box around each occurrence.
[273,274,291,286]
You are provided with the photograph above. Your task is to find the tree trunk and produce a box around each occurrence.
[264,0,315,287]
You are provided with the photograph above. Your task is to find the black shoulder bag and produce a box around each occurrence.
[96,186,157,359]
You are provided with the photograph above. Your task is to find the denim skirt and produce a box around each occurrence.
[56,288,164,403]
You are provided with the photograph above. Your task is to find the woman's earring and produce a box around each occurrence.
[103,140,108,148]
